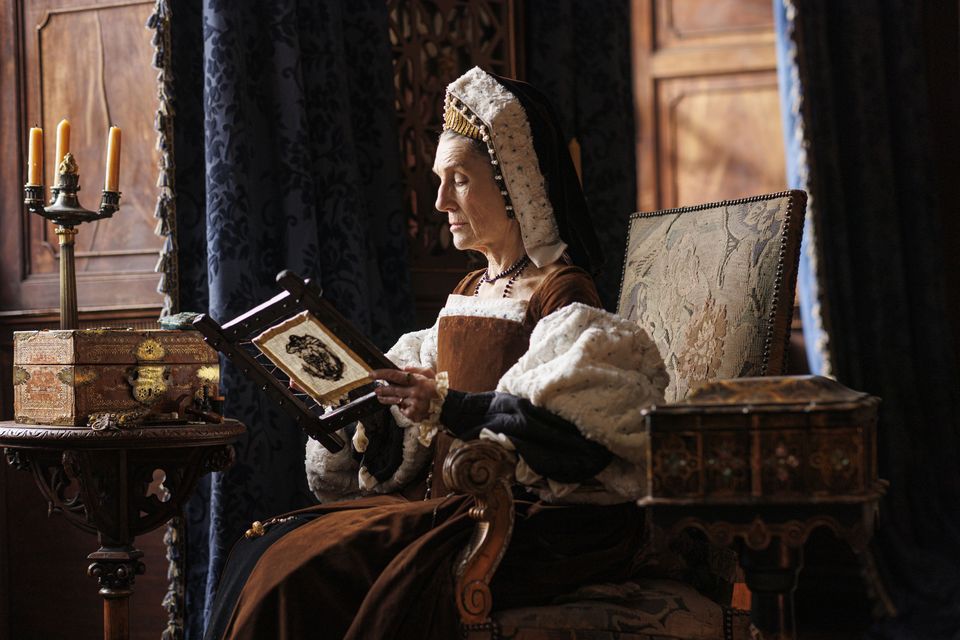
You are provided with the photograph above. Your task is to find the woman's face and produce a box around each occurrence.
[433,133,517,253]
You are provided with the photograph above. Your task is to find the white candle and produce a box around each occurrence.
[104,126,121,192]
[27,127,43,186]
[55,119,71,175]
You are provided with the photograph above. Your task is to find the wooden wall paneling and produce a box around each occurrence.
[657,72,786,207]
[5,0,162,313]
[631,0,782,212]
[0,0,27,326]
[4,464,170,640]
[0,461,8,640]
[37,3,162,274]
[656,0,775,48]
[630,0,657,216]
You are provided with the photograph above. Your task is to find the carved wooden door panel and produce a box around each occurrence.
[1,0,163,314]
[631,0,786,211]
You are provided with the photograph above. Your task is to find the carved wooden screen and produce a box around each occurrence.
[386,0,523,324]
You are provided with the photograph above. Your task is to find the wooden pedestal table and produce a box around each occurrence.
[0,419,245,640]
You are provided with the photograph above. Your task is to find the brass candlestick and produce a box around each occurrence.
[24,153,121,329]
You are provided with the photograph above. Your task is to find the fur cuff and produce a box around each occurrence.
[305,434,363,504]
[351,326,438,493]
[385,324,438,372]
[352,422,369,452]
[417,370,449,447]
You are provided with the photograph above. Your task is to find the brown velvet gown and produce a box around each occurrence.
[211,267,644,640]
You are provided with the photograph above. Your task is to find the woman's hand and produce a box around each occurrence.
[369,367,438,423]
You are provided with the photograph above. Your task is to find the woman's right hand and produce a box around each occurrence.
[369,366,438,423]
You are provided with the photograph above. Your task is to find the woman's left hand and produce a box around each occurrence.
[370,367,438,423]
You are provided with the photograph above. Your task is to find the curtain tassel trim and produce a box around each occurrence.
[148,2,184,639]
[149,0,179,319]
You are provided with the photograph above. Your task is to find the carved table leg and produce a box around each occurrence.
[88,546,146,640]
[63,450,138,640]
[739,539,802,640]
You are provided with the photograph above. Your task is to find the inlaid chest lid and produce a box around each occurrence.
[674,375,875,412]
[13,328,217,366]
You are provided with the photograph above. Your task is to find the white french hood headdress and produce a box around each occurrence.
[442,67,569,268]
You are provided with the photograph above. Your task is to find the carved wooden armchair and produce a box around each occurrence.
[445,190,810,640]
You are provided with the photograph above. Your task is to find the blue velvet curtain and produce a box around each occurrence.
[170,1,413,636]
[524,0,636,310]
[774,1,960,636]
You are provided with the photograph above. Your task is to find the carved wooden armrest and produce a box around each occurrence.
[442,440,516,626]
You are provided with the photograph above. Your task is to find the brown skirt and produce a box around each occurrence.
[212,494,643,640]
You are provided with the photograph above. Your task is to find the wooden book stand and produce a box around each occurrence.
[192,270,395,452]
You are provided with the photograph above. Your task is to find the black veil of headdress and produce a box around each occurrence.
[490,74,605,276]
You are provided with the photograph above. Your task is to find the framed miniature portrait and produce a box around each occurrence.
[194,270,397,451]
[253,310,373,404]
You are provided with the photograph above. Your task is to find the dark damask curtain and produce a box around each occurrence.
[525,0,636,310]
[775,1,960,637]
[170,1,413,637]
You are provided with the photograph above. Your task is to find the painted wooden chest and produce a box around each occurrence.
[641,375,879,503]
[13,329,219,427]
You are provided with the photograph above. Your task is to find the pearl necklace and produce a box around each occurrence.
[474,255,530,298]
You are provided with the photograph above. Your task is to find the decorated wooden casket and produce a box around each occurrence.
[641,375,879,502]
[13,329,219,427]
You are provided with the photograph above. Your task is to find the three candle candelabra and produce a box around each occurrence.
[23,149,122,330]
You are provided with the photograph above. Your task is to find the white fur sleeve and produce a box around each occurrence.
[496,302,669,502]
[385,324,438,371]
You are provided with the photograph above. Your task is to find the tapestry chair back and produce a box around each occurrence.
[617,190,807,402]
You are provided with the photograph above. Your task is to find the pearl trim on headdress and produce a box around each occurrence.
[444,67,567,267]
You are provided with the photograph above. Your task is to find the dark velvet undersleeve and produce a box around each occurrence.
[354,406,406,483]
[440,390,612,483]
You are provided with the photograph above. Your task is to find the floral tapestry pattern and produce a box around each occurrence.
[618,193,801,402]
[676,294,727,388]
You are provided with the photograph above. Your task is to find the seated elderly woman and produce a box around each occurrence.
[204,67,667,640]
